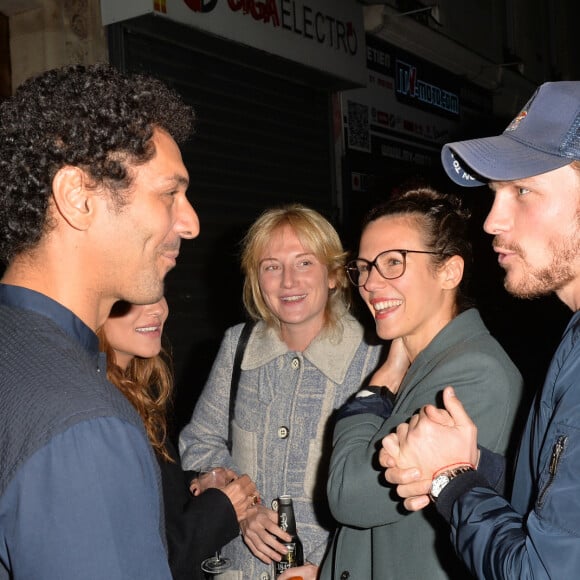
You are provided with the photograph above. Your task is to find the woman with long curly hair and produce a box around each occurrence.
[98,298,258,580]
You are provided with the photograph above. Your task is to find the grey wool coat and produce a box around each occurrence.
[179,314,383,580]
[320,309,524,580]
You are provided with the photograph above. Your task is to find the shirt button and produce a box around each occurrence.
[340,572,350,580]
[291,357,300,369]
[260,573,270,580]
[278,426,289,439]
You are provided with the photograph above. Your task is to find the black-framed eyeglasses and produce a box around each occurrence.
[345,249,446,287]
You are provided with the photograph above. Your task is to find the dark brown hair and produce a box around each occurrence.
[362,187,474,313]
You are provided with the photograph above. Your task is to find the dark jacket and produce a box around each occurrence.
[439,310,580,579]
[322,309,524,580]
[160,440,239,580]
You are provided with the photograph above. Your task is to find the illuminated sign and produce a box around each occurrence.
[396,60,459,115]
[101,0,366,86]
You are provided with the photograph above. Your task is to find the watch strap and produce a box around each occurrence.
[429,465,475,503]
[435,469,487,522]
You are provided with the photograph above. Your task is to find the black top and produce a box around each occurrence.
[159,440,239,580]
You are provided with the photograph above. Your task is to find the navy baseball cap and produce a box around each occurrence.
[442,81,580,187]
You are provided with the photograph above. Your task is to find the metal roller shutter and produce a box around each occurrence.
[107,16,338,429]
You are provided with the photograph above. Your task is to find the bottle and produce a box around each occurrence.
[274,495,304,577]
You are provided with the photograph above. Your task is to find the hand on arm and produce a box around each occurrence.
[379,387,479,510]
[240,505,292,564]
[380,430,432,511]
[189,467,259,524]
[189,467,239,495]
[220,474,260,523]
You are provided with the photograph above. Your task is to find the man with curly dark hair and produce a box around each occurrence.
[0,64,199,579]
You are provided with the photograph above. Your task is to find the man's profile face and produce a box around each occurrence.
[483,164,580,301]
[96,128,199,306]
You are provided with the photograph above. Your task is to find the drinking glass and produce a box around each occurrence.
[197,467,233,577]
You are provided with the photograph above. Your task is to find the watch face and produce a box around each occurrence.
[430,474,451,498]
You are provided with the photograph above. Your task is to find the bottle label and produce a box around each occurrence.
[275,544,297,576]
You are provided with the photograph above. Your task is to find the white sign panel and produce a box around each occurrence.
[101,0,366,86]
[342,35,461,166]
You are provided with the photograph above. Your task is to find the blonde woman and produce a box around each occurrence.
[180,205,384,580]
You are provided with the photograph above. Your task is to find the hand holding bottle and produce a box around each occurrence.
[274,495,304,577]
[240,505,292,564]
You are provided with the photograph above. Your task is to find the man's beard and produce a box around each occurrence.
[500,233,580,299]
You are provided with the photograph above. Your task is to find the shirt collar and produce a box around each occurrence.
[243,314,367,384]
[0,284,99,355]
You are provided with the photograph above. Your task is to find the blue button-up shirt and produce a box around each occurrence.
[0,285,171,579]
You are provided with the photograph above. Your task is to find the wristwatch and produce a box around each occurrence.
[429,465,475,502]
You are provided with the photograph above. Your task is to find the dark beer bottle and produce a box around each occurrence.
[274,495,304,577]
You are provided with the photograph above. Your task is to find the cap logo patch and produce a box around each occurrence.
[506,110,527,132]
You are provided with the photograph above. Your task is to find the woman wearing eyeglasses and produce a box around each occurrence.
[320,187,524,580]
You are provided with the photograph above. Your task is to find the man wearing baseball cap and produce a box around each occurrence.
[379,81,580,579]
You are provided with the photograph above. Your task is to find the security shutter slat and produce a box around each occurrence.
[108,16,337,429]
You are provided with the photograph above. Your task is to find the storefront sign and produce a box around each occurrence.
[396,60,459,115]
[101,0,366,86]
[341,34,492,163]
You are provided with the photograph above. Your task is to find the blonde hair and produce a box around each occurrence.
[240,204,350,332]
[97,327,174,463]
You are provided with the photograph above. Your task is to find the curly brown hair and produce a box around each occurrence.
[0,63,194,264]
[97,327,175,463]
